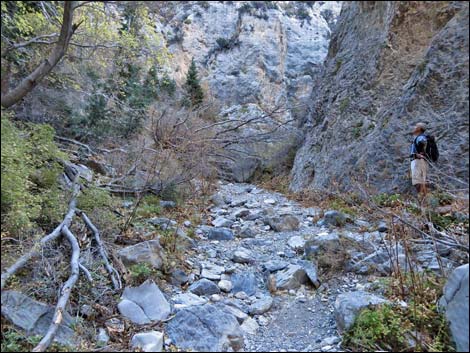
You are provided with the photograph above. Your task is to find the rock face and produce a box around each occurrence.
[118,240,164,269]
[291,1,469,192]
[156,1,341,181]
[166,304,244,352]
[118,281,171,325]
[439,264,469,352]
[334,291,389,332]
[1,290,76,346]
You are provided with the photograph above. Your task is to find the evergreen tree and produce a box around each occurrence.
[185,58,204,106]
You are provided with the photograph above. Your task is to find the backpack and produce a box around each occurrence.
[415,134,439,162]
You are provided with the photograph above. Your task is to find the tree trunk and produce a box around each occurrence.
[1,1,78,108]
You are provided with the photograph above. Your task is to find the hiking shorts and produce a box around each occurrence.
[411,159,428,185]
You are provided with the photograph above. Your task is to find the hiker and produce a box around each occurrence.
[410,122,430,195]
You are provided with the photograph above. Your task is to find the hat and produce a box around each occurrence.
[413,122,427,133]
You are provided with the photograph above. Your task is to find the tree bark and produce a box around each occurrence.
[1,1,78,108]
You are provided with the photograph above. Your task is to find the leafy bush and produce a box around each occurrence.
[1,114,67,233]
[77,186,113,213]
[343,304,409,351]
[136,195,162,218]
[344,273,455,352]
[1,329,72,352]
[129,263,156,283]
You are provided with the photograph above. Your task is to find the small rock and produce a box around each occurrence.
[122,200,133,208]
[206,227,235,240]
[96,327,109,346]
[212,217,234,228]
[264,198,277,205]
[232,247,255,264]
[80,304,93,317]
[172,293,207,311]
[160,200,176,209]
[321,345,332,352]
[238,225,255,238]
[118,240,164,270]
[249,296,273,315]
[210,294,222,302]
[218,280,233,293]
[147,217,176,230]
[189,279,221,296]
[258,316,269,326]
[131,331,164,352]
[211,193,226,207]
[322,210,347,227]
[262,260,288,273]
[235,291,249,300]
[265,214,300,232]
[183,220,192,227]
[274,264,309,290]
[322,336,340,345]
[240,317,259,335]
[287,236,306,251]
[170,269,188,286]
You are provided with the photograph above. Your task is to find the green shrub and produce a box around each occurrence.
[129,263,155,283]
[1,329,72,352]
[343,304,409,351]
[77,186,113,212]
[1,114,67,233]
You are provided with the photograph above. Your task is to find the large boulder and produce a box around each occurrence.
[166,304,244,352]
[118,281,170,324]
[206,227,235,240]
[117,240,164,270]
[439,264,469,352]
[1,290,76,346]
[334,291,389,332]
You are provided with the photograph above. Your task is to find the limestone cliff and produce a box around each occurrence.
[291,1,469,193]
[155,1,341,181]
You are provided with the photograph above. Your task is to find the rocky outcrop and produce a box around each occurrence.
[291,1,469,192]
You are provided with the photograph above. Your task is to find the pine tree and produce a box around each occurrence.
[185,58,204,106]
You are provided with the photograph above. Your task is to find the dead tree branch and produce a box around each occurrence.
[32,226,80,352]
[80,212,121,290]
[1,183,79,290]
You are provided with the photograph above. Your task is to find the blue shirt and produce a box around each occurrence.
[410,134,427,156]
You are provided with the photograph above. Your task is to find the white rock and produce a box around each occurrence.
[240,317,259,335]
[218,280,233,293]
[264,198,277,205]
[287,236,306,251]
[131,331,164,352]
